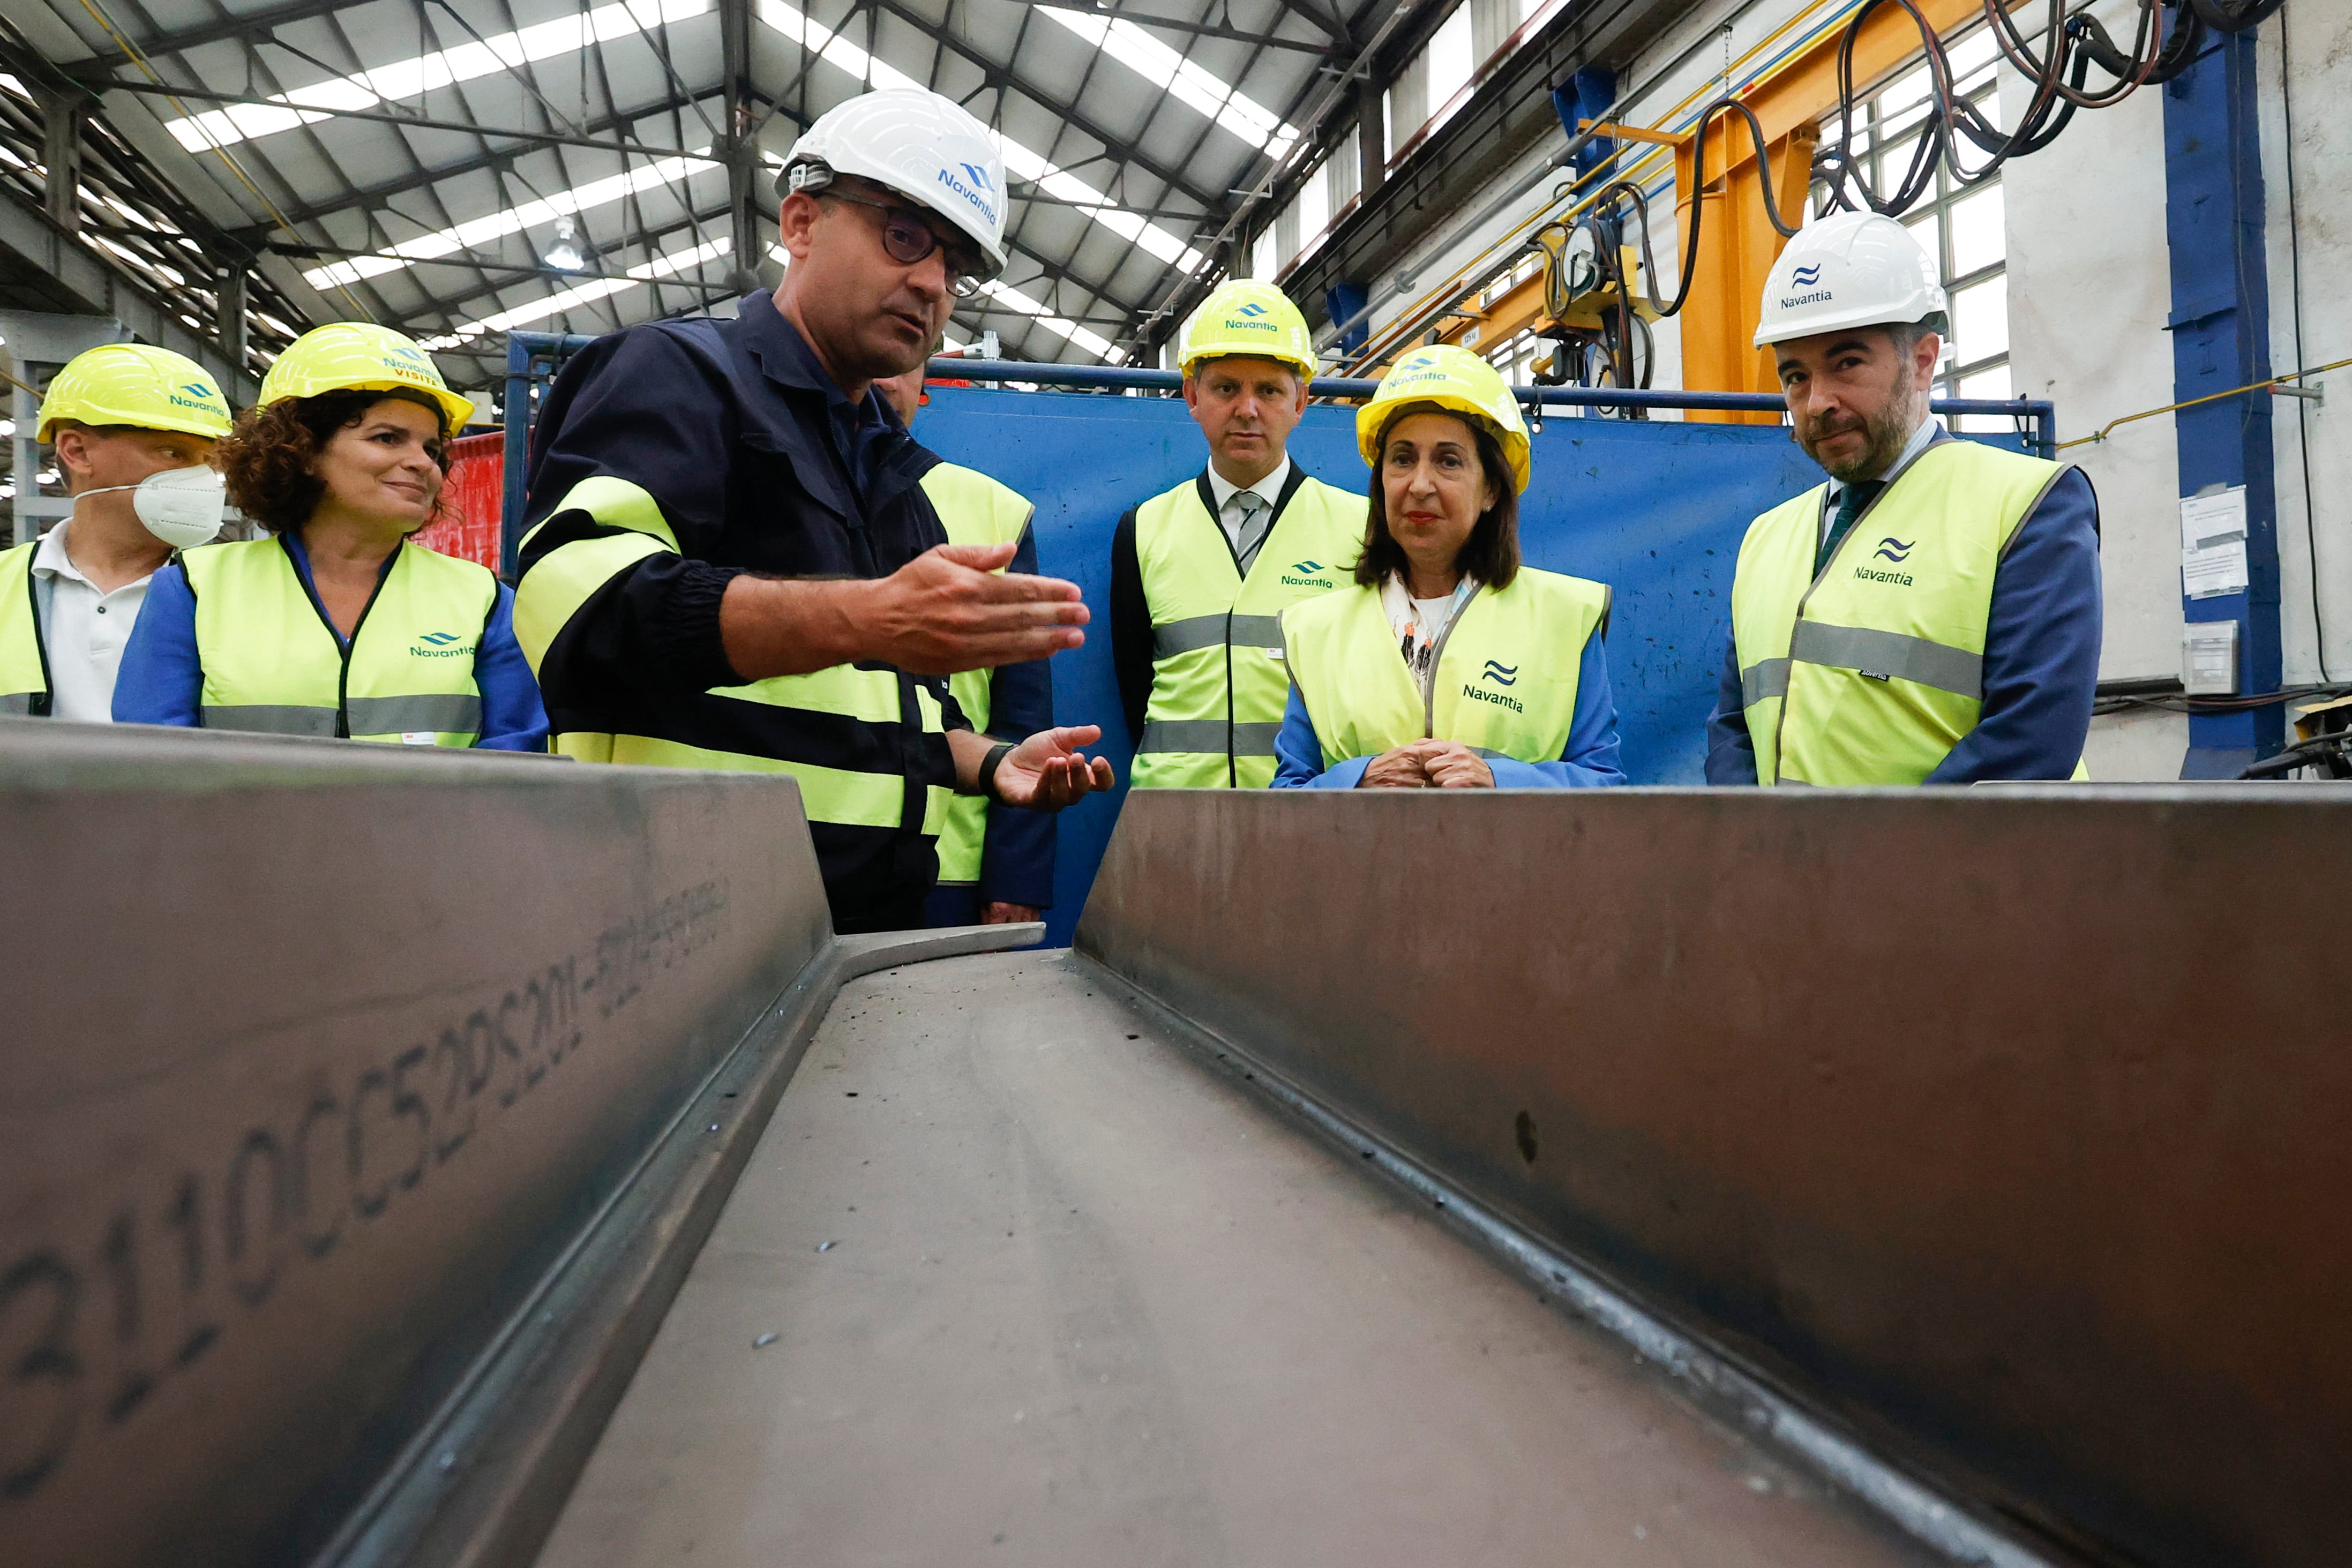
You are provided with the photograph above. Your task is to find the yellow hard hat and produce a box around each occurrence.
[1177,280,1317,380]
[1356,344,1531,495]
[259,322,478,434]
[36,342,233,442]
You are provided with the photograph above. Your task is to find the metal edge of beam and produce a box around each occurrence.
[0,182,256,398]
[319,920,1047,1568]
[1070,952,2066,1568]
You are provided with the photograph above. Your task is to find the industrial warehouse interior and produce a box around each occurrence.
[2,0,2343,1564]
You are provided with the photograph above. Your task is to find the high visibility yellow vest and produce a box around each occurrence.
[1130,471,1362,788]
[0,541,51,717]
[1731,439,2079,785]
[1281,568,1609,768]
[513,476,955,839]
[181,537,499,745]
[920,461,1036,884]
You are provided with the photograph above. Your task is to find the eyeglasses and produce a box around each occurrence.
[822,191,987,298]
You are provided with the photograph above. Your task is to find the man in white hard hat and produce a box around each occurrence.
[1705,212,2100,786]
[1,343,233,723]
[1109,279,1361,788]
[516,88,1113,933]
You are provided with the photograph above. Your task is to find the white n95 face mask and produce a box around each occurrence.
[85,464,230,549]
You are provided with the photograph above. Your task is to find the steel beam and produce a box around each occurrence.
[0,186,253,399]
[1096,5,1332,53]
[38,87,84,232]
[1080,785,2352,1568]
[54,0,360,67]
[865,0,1232,216]
[1269,0,1698,349]
[269,90,722,229]
[78,80,714,161]
[2163,25,2284,772]
[719,0,762,293]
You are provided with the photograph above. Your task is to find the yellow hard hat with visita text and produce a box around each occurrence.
[258,322,478,434]
[1355,344,1531,495]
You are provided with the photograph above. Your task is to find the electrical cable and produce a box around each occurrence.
[2278,9,2332,681]
[2054,351,2352,449]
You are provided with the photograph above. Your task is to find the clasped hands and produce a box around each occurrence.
[1358,739,1495,790]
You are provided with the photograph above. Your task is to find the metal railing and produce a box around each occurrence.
[928,357,2059,460]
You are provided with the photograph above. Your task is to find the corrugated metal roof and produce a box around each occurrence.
[4,0,1390,393]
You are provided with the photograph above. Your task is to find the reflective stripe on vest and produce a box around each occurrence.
[516,475,953,837]
[919,462,1034,883]
[1730,439,2072,785]
[182,537,497,746]
[1130,472,1362,789]
[1281,569,1607,769]
[0,541,51,716]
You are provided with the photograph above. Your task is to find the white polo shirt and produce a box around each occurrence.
[29,519,156,723]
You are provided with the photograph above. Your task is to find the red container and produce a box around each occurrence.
[411,432,506,572]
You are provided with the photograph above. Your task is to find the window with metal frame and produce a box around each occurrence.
[1811,24,2010,431]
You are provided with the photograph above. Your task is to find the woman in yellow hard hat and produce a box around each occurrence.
[1271,344,1622,789]
[114,323,547,749]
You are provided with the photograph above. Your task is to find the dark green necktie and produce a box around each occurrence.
[1815,478,1885,578]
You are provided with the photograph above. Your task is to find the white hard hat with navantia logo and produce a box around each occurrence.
[782,88,1008,281]
[1754,211,1947,348]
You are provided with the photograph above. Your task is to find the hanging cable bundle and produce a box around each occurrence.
[1531,0,2289,343]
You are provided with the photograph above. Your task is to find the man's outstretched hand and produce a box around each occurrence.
[990,725,1116,810]
[720,542,1089,680]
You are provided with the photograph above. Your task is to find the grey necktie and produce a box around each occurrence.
[1228,490,1271,571]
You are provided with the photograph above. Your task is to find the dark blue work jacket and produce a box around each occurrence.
[520,292,971,931]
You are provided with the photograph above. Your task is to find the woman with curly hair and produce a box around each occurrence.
[114,323,546,750]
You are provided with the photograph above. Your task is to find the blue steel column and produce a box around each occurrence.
[2163,25,2283,774]
[501,334,533,580]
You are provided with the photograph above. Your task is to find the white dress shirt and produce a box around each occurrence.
[1204,454,1291,560]
[29,519,158,723]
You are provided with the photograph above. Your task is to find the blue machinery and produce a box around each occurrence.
[497,335,2055,944]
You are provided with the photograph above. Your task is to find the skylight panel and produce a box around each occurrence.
[758,0,1205,273]
[977,279,1119,361]
[302,151,711,289]
[1034,9,1298,161]
[165,0,712,152]
[417,235,733,348]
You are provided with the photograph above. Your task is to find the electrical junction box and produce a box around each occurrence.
[2182,620,2240,696]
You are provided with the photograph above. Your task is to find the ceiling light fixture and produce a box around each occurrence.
[542,216,587,273]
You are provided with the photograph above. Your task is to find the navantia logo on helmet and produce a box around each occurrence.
[933,165,998,229]
[957,161,994,194]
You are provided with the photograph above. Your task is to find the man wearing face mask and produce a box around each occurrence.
[515,87,1114,935]
[1706,213,2101,786]
[0,343,232,722]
